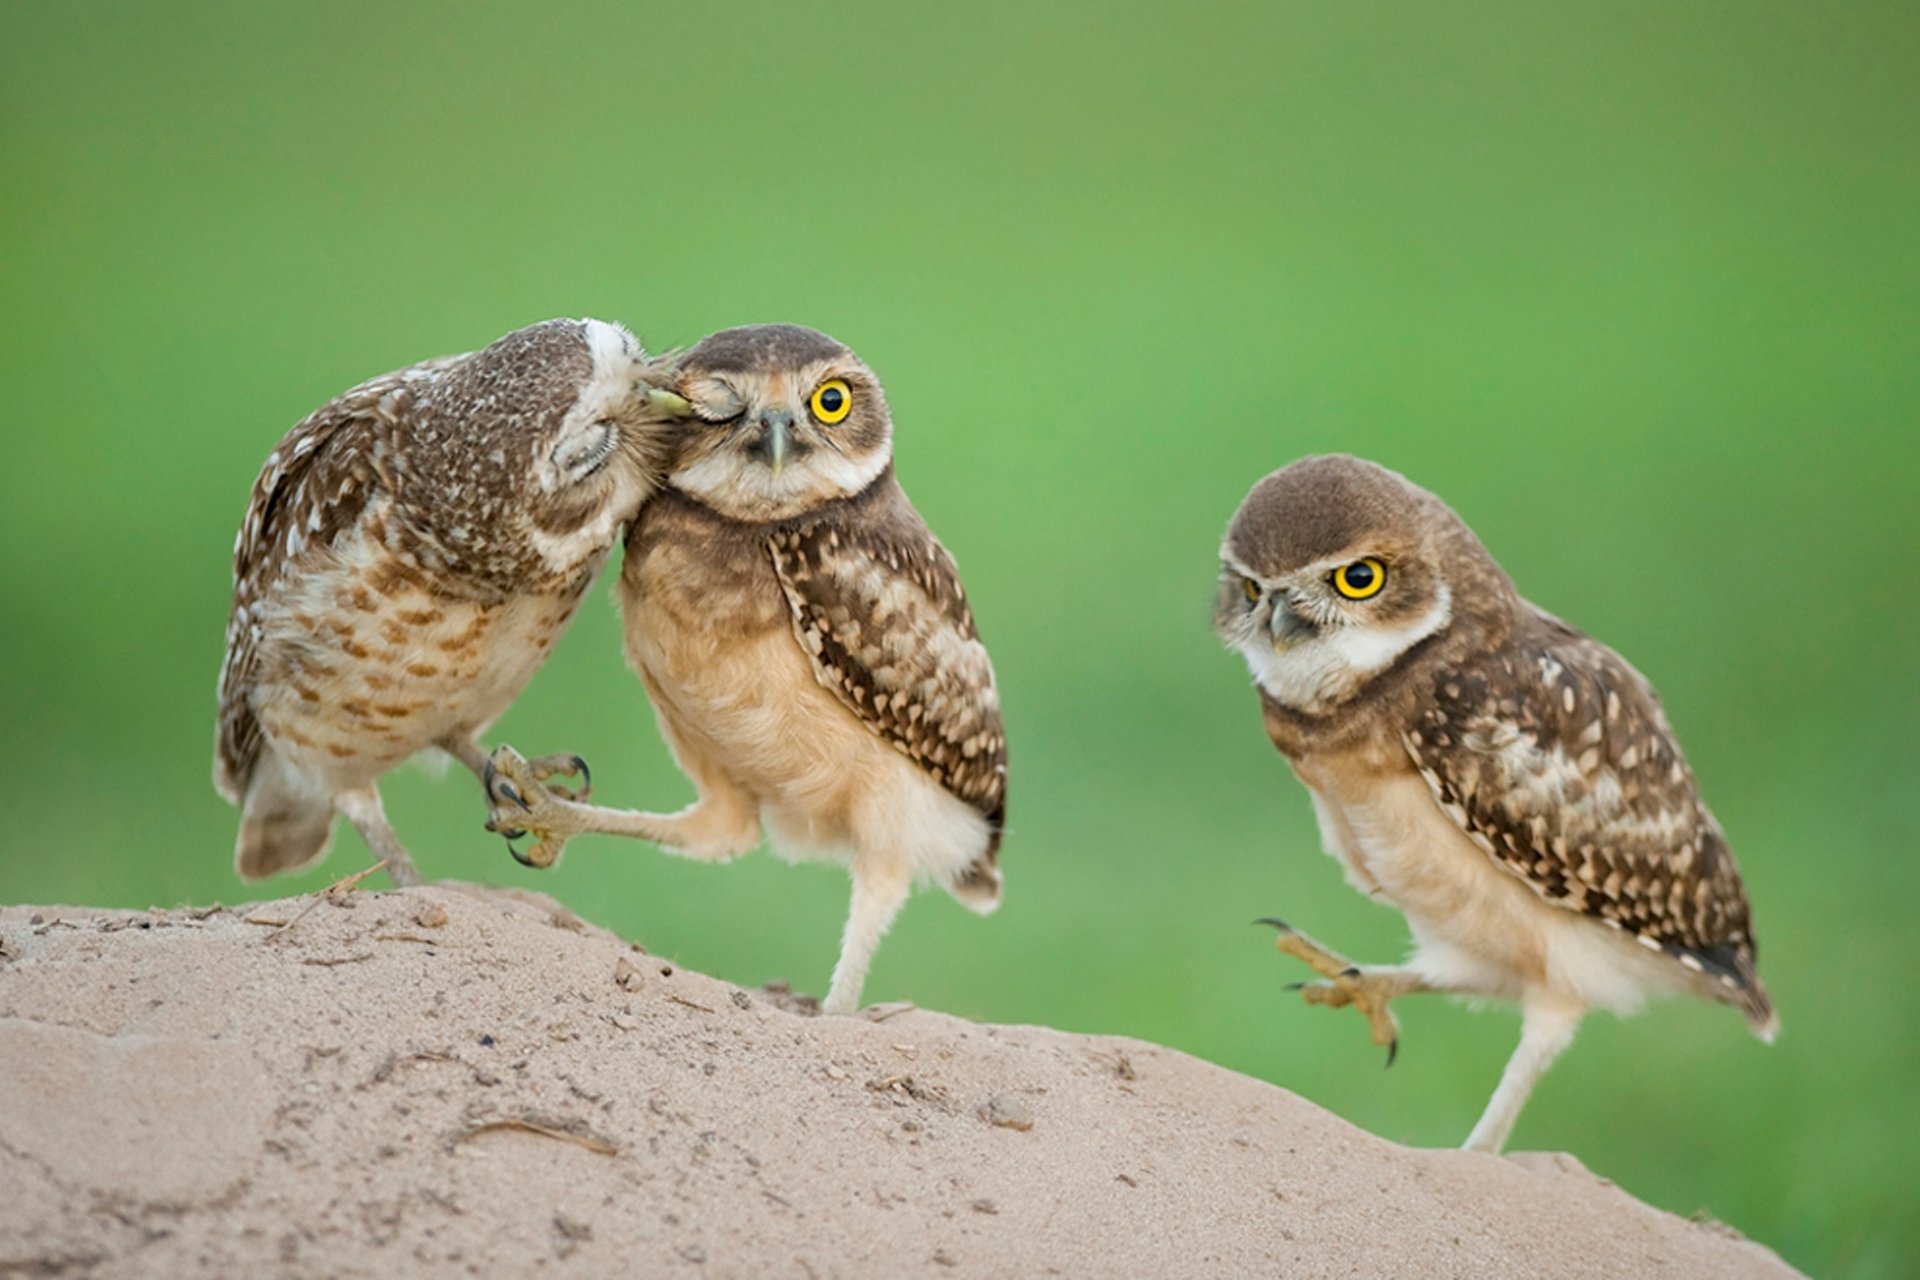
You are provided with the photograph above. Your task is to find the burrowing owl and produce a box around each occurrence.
[215,318,682,886]
[1214,454,1775,1153]
[484,323,1007,1014]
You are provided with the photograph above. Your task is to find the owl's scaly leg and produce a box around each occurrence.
[823,862,912,1016]
[1462,997,1583,1154]
[483,744,757,870]
[1258,918,1438,1065]
[335,787,423,887]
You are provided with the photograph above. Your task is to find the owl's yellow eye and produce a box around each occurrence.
[1332,557,1387,600]
[1242,577,1260,602]
[810,378,853,425]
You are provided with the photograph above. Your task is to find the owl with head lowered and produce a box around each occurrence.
[1214,454,1774,1153]
[216,318,680,886]
[485,324,1007,1015]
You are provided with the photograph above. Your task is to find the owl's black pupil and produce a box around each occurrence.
[1345,562,1375,590]
[819,387,843,414]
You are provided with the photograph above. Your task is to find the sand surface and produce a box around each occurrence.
[0,884,1797,1278]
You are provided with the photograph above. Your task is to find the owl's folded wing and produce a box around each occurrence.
[767,515,1007,847]
[214,358,459,799]
[1399,608,1765,1011]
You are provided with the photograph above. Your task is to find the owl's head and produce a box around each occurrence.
[661,324,893,522]
[415,317,681,578]
[1214,454,1512,714]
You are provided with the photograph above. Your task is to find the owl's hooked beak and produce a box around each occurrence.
[1269,594,1317,651]
[748,409,797,476]
[646,387,694,419]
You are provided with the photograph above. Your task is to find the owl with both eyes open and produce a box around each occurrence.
[1215,454,1774,1153]
[485,324,1007,1015]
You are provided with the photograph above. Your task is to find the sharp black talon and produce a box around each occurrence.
[498,780,529,811]
[494,826,527,841]
[1254,916,1293,932]
[1339,966,1361,979]
[507,840,536,868]
[1283,980,1308,992]
[570,755,591,789]
[1384,1039,1399,1069]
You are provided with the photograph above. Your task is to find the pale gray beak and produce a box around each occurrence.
[1268,595,1317,650]
[749,409,795,476]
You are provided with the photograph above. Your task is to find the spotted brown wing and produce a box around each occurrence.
[213,358,459,800]
[1400,606,1770,1021]
[767,513,1007,848]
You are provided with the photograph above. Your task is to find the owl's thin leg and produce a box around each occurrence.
[822,862,912,1016]
[335,787,423,887]
[443,735,591,802]
[441,736,492,781]
[1462,997,1584,1154]
[1259,918,1441,1064]
[483,744,758,869]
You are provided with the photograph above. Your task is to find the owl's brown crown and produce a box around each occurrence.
[1226,455,1448,575]
[680,323,850,377]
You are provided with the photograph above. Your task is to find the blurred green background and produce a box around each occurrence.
[4,2,1915,1273]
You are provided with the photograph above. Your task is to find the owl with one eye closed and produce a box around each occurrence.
[1215,454,1774,1153]
[215,318,681,886]
[485,324,1007,1015]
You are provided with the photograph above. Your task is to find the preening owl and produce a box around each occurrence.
[1214,454,1774,1153]
[484,323,1007,1015]
[215,318,680,885]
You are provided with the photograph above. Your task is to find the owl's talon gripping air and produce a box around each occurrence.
[217,319,1769,1152]
[1217,455,1774,1153]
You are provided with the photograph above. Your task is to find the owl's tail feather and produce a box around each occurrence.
[1739,978,1780,1044]
[946,854,1002,916]
[235,753,336,881]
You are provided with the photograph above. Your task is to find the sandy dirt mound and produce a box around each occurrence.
[0,885,1795,1278]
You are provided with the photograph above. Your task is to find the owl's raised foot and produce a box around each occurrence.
[1258,917,1404,1066]
[484,744,581,869]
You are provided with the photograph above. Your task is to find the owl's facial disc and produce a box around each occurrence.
[1218,544,1452,713]
[666,359,891,522]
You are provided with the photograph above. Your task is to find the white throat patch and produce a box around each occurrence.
[671,439,891,522]
[1240,583,1453,712]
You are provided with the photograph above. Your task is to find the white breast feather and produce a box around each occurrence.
[1238,585,1452,712]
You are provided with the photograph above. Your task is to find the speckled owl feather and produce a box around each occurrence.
[768,479,1007,852]
[216,357,459,802]
[1402,606,1764,1016]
